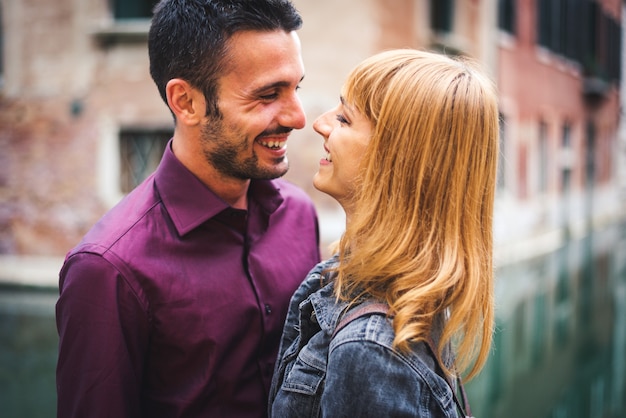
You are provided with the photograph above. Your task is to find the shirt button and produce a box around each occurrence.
[265,304,272,315]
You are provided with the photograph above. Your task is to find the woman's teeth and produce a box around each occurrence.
[325,152,332,162]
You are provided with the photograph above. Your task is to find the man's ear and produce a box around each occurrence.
[165,79,205,125]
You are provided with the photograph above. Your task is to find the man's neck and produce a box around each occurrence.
[171,135,250,210]
[209,176,250,210]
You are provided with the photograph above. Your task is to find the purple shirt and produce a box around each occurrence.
[56,141,320,418]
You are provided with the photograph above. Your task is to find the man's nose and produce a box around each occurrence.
[279,93,306,130]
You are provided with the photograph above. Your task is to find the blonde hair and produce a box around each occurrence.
[334,49,499,380]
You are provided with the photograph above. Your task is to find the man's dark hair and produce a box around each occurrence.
[148,0,302,118]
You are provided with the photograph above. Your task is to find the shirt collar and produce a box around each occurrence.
[154,139,285,236]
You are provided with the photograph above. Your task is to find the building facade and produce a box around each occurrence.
[495,0,623,264]
[0,0,623,269]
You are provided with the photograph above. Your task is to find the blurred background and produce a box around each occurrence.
[0,0,625,417]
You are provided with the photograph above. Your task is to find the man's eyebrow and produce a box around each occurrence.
[251,75,305,95]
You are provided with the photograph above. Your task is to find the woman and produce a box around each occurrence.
[269,49,499,417]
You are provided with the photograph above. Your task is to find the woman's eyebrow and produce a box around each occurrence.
[340,95,354,117]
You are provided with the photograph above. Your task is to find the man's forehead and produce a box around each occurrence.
[218,31,304,91]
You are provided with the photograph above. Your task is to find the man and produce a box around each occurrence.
[55,0,320,416]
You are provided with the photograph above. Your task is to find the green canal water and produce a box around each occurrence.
[467,222,626,418]
[0,222,625,417]
[0,290,57,417]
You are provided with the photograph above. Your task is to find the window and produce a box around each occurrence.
[564,0,584,62]
[562,122,571,148]
[537,0,621,83]
[604,11,622,83]
[537,0,587,60]
[560,122,572,194]
[498,0,516,34]
[119,129,172,194]
[430,0,454,33]
[557,0,568,55]
[538,121,548,193]
[113,0,159,20]
[95,0,158,43]
[537,0,553,49]
[583,2,623,81]
[583,0,599,72]
[610,17,622,82]
[537,0,567,53]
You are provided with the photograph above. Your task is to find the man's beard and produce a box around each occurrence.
[200,116,290,181]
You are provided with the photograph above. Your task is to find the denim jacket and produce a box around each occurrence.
[269,256,459,417]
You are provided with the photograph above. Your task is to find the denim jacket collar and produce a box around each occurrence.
[300,254,392,340]
[306,278,347,333]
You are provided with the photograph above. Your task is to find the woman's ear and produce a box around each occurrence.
[165,79,205,126]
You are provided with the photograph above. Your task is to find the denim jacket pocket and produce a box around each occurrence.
[272,340,327,418]
[281,339,327,395]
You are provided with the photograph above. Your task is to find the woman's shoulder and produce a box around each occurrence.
[327,318,457,415]
[330,303,395,346]
[329,307,443,382]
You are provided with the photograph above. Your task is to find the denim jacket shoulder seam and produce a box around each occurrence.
[329,321,456,411]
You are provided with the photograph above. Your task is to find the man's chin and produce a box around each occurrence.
[253,161,289,180]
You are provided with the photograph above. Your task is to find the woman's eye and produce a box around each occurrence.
[335,114,349,125]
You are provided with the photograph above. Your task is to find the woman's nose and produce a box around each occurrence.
[313,111,333,137]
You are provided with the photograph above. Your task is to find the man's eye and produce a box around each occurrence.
[260,92,279,101]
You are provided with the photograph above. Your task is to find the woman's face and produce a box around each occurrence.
[312,95,373,211]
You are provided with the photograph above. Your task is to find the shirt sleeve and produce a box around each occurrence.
[322,340,457,417]
[56,251,150,417]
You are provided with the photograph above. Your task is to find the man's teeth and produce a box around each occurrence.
[259,140,285,150]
